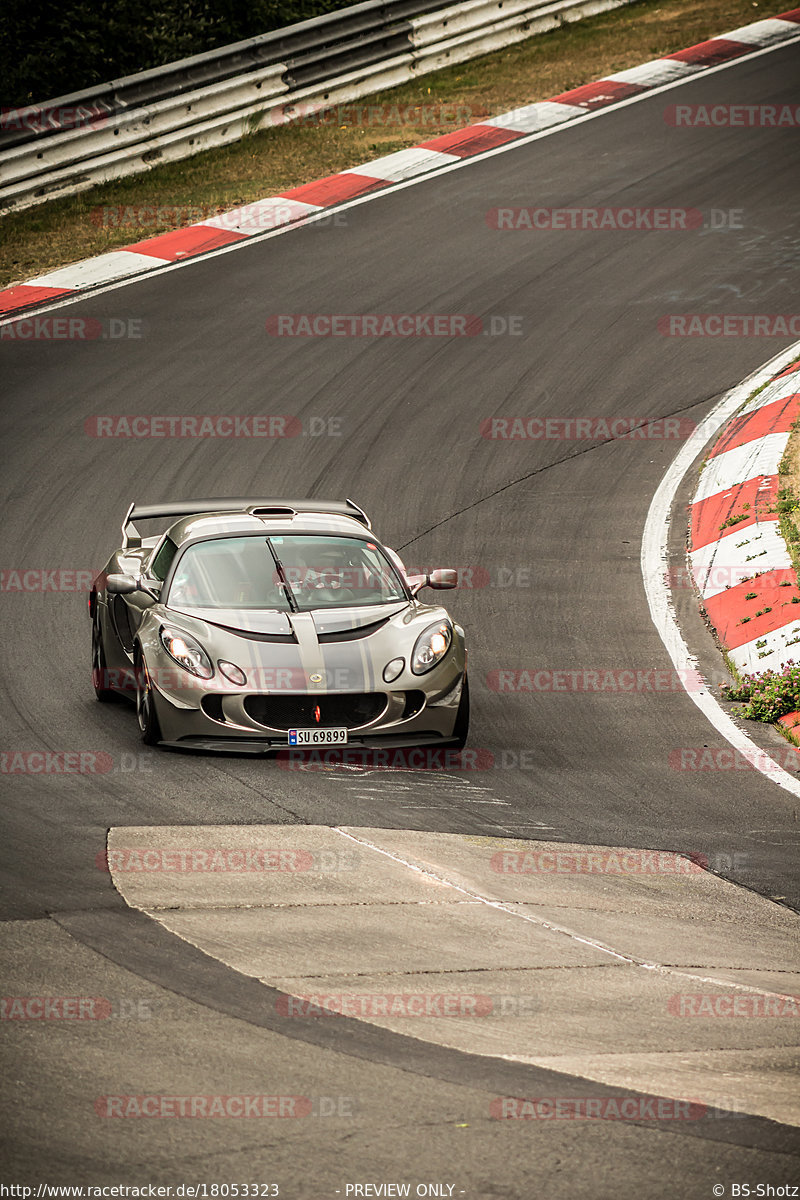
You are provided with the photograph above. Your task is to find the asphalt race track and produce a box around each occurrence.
[2,38,800,1198]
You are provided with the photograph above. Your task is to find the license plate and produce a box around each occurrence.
[288,727,348,746]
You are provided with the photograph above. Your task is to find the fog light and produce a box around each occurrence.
[383,658,404,683]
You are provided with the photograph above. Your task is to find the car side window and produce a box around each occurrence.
[150,536,178,582]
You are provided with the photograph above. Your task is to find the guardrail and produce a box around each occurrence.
[0,0,637,213]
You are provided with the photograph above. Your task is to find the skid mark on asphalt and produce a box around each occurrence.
[320,767,572,839]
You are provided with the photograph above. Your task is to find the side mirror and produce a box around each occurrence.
[106,573,138,595]
[407,569,458,596]
[428,569,458,590]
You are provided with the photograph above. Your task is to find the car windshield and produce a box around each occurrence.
[165,534,408,611]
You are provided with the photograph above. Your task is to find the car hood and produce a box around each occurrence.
[167,606,294,636]
[165,602,408,638]
[311,602,408,635]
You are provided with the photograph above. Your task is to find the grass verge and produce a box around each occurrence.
[776,412,800,582]
[0,0,773,287]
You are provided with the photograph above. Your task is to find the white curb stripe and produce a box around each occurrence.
[693,432,791,504]
[202,197,321,235]
[689,522,792,599]
[732,621,800,674]
[30,250,172,289]
[722,18,800,45]
[485,100,587,132]
[347,146,460,181]
[605,61,701,88]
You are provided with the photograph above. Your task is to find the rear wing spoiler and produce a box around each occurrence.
[121,497,371,548]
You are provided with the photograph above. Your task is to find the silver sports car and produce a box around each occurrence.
[90,498,468,752]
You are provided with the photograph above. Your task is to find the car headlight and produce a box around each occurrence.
[411,621,452,675]
[160,627,214,679]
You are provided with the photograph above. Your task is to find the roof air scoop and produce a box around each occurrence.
[248,506,297,520]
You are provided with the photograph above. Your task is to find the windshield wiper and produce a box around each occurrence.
[265,540,299,613]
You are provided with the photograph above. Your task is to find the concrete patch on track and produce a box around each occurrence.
[106,824,800,1126]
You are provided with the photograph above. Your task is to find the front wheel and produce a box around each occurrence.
[135,649,162,745]
[449,673,470,750]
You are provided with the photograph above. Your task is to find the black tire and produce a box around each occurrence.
[449,673,470,750]
[135,648,162,746]
[92,619,115,702]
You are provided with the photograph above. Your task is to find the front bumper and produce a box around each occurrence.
[149,654,466,752]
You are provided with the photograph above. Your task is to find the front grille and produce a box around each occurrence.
[244,693,387,731]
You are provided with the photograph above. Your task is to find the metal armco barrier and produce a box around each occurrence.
[0,0,637,212]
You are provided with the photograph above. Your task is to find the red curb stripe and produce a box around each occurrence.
[776,9,800,21]
[666,38,753,67]
[690,477,781,551]
[281,172,387,206]
[550,79,648,110]
[704,570,800,649]
[775,361,800,379]
[708,393,800,459]
[125,225,246,261]
[420,124,522,156]
[778,710,800,730]
[0,284,75,311]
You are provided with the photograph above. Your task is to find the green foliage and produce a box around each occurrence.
[721,662,800,722]
[1,0,362,107]
[718,512,749,531]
